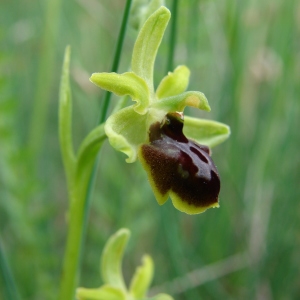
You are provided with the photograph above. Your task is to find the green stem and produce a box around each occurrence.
[58,124,106,300]
[166,0,178,73]
[82,0,132,251]
[58,2,132,300]
[58,196,85,300]
[0,237,21,300]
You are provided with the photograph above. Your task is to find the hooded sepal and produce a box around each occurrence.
[131,6,171,92]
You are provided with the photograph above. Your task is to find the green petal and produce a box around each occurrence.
[76,285,125,300]
[129,255,154,299]
[156,65,190,99]
[183,116,231,148]
[152,91,211,112]
[131,6,171,93]
[101,229,130,290]
[105,106,147,163]
[90,72,149,114]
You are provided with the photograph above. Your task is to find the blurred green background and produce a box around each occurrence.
[1,0,300,299]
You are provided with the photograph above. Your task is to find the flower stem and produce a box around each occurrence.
[81,0,132,252]
[58,2,132,300]
[81,0,132,251]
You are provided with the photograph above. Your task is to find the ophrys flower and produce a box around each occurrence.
[90,6,230,214]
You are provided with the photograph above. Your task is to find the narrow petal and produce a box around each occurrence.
[129,255,154,299]
[152,91,211,112]
[105,106,147,163]
[156,65,190,99]
[131,6,171,93]
[90,72,149,114]
[183,116,231,148]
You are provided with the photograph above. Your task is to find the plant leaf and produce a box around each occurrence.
[129,255,154,299]
[131,6,171,93]
[101,228,130,290]
[156,65,190,99]
[183,116,231,148]
[90,72,149,114]
[152,91,211,113]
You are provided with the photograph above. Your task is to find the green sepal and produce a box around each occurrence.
[76,285,126,300]
[105,106,148,163]
[101,229,130,290]
[129,255,154,299]
[156,65,190,99]
[183,116,231,148]
[131,6,171,92]
[59,46,76,192]
[152,91,211,113]
[90,72,149,114]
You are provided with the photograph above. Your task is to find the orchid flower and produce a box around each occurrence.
[90,6,230,214]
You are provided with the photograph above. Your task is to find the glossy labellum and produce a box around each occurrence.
[139,112,220,214]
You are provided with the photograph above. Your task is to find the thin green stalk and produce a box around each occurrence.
[166,0,178,72]
[58,122,107,300]
[82,0,132,246]
[98,0,133,124]
[0,238,21,300]
[58,2,132,300]
[84,0,132,234]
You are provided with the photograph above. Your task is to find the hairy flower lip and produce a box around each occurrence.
[139,112,221,214]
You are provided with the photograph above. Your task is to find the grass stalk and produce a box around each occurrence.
[166,0,178,73]
[81,0,132,243]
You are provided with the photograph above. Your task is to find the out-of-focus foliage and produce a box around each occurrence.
[0,0,299,299]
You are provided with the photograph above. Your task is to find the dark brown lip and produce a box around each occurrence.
[141,112,220,208]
